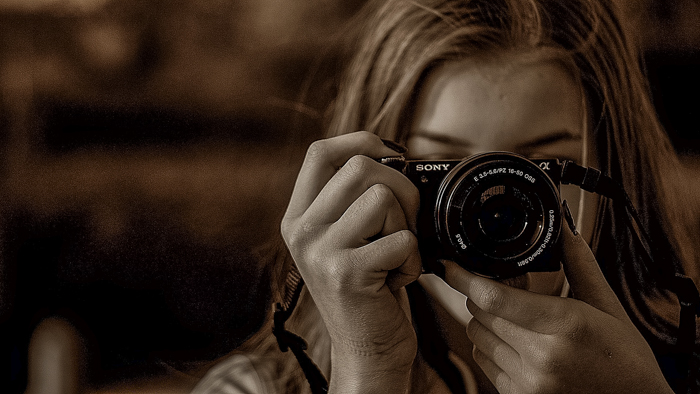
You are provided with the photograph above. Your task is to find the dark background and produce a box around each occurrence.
[0,1,698,393]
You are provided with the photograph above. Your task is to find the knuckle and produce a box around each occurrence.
[308,244,346,280]
[471,345,487,368]
[466,319,484,342]
[343,154,374,176]
[333,249,365,285]
[474,349,515,394]
[559,306,589,341]
[280,222,292,247]
[493,371,514,394]
[280,216,296,242]
[279,216,299,247]
[376,229,413,254]
[368,183,395,206]
[476,284,506,314]
[521,371,558,394]
[530,343,562,374]
[281,218,315,252]
[305,139,330,164]
[305,246,324,268]
[393,229,417,249]
[530,325,580,376]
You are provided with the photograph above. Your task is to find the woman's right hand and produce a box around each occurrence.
[439,212,675,394]
[281,131,423,393]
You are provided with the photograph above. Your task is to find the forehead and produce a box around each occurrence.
[409,52,584,149]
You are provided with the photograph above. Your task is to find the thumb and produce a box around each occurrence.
[561,200,630,321]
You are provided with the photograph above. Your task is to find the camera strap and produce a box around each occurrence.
[276,160,698,394]
[561,161,700,393]
[272,265,329,394]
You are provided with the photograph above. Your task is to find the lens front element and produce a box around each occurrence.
[477,186,530,242]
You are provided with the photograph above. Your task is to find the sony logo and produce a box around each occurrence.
[416,163,451,171]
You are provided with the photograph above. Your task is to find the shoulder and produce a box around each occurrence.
[190,353,277,394]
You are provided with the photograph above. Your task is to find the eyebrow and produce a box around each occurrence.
[411,129,581,150]
[515,130,582,151]
[410,130,472,148]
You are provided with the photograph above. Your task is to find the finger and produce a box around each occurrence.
[418,274,472,326]
[467,315,523,377]
[560,202,628,320]
[498,274,531,291]
[441,259,566,334]
[331,183,409,245]
[466,298,538,356]
[354,230,422,291]
[472,347,516,394]
[385,256,423,292]
[307,155,419,231]
[285,131,401,220]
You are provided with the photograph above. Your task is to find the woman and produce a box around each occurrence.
[199,0,699,393]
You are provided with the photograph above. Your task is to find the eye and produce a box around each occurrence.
[406,135,472,160]
[408,152,471,160]
[521,142,583,164]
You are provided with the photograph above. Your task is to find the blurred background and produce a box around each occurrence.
[0,0,697,393]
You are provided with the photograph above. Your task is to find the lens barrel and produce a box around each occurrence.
[434,152,562,278]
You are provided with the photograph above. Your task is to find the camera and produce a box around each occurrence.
[383,152,564,279]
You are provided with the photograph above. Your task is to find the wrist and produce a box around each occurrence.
[329,349,414,394]
[329,368,412,394]
[328,331,416,394]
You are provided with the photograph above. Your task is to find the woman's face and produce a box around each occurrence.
[408,52,598,296]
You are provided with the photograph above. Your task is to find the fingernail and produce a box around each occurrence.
[562,200,578,236]
[381,138,408,154]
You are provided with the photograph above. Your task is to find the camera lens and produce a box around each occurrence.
[433,152,561,278]
[477,186,528,242]
[460,179,543,260]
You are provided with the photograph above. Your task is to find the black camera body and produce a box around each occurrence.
[389,152,564,279]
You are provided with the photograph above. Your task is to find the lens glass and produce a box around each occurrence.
[477,186,528,242]
[460,180,542,259]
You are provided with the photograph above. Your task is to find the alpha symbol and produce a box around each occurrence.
[539,162,551,171]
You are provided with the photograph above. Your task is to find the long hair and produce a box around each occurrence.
[328,0,696,278]
[266,0,698,392]
[323,0,699,389]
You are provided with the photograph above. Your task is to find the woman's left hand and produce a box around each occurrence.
[440,217,674,394]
